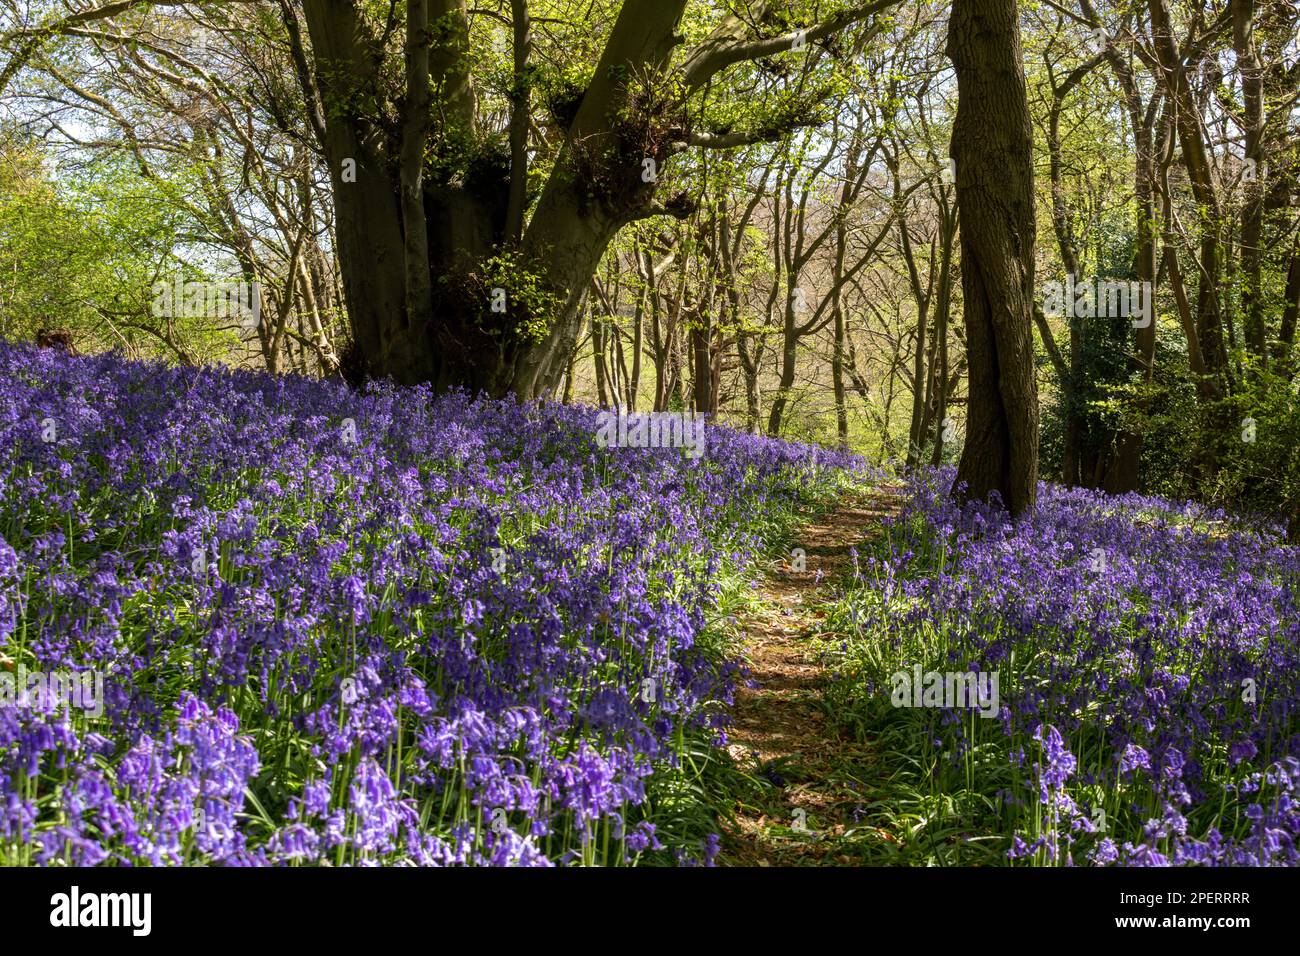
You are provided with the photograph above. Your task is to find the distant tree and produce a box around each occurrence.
[0,135,224,361]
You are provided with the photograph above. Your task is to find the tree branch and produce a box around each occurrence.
[678,0,901,91]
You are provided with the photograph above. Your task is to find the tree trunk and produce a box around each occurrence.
[1047,70,1084,487]
[303,0,689,396]
[930,200,956,467]
[1103,51,1160,494]
[691,316,714,414]
[899,212,931,469]
[832,221,851,449]
[767,293,798,436]
[738,333,763,433]
[591,291,610,407]
[1149,0,1226,397]
[1232,0,1265,360]
[1278,231,1300,372]
[947,0,1039,516]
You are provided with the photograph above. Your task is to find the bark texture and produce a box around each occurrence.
[947,0,1039,515]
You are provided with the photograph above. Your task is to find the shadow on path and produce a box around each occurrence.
[720,485,903,866]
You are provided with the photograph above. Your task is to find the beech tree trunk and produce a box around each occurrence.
[302,0,689,396]
[947,0,1040,515]
[295,0,902,399]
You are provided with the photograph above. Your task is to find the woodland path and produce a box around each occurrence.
[719,486,902,866]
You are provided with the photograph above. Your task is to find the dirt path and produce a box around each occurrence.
[720,486,902,866]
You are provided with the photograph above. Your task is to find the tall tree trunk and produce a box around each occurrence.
[1046,67,1084,487]
[1149,0,1226,397]
[947,0,1040,516]
[691,316,714,414]
[832,221,851,448]
[629,296,643,411]
[1278,231,1300,372]
[1104,62,1160,494]
[591,287,610,407]
[930,201,957,467]
[767,292,798,436]
[738,334,762,433]
[510,0,689,398]
[1232,0,1265,360]
[899,212,931,469]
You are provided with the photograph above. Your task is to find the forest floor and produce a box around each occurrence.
[719,485,903,865]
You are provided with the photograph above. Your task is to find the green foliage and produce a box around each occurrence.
[1038,309,1137,479]
[1215,359,1300,537]
[0,134,234,361]
[450,248,560,344]
[0,142,85,333]
[1072,337,1300,538]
